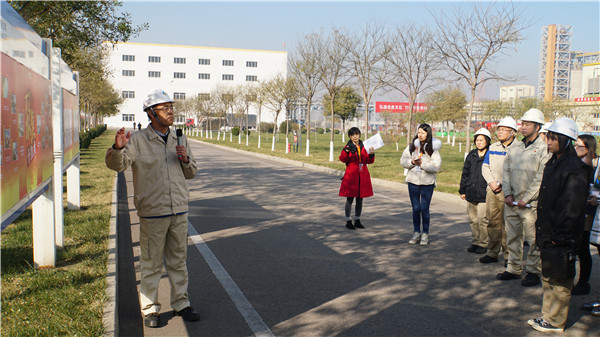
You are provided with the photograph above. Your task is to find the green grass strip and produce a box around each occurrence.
[1,132,115,337]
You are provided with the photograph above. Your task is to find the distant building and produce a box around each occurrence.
[103,42,287,129]
[537,24,600,101]
[499,84,536,104]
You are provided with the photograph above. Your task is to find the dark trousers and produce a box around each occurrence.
[408,183,434,234]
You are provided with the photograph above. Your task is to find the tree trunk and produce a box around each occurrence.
[306,97,311,156]
[329,95,335,162]
[364,94,369,137]
[466,86,476,154]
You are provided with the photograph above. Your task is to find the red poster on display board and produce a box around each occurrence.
[62,89,79,166]
[1,53,53,218]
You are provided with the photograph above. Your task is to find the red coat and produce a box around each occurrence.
[339,144,374,198]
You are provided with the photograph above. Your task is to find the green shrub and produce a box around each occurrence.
[334,129,341,134]
[316,128,324,134]
[258,122,274,133]
[231,127,240,136]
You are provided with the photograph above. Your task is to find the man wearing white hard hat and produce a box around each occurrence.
[498,108,550,287]
[538,122,552,143]
[528,117,589,332]
[459,128,491,254]
[106,89,200,327]
[480,117,517,265]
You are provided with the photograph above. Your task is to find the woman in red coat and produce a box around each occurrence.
[339,127,375,230]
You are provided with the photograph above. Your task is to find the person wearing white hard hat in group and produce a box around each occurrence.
[105,89,200,328]
[538,122,552,143]
[480,117,518,265]
[497,108,550,287]
[528,117,589,333]
[459,128,491,255]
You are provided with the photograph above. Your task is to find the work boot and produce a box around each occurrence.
[479,255,498,263]
[174,306,200,322]
[496,271,520,280]
[521,273,540,287]
[354,219,365,229]
[144,313,159,328]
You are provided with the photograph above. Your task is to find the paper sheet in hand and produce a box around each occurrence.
[363,133,384,153]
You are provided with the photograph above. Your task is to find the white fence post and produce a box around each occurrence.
[33,183,56,268]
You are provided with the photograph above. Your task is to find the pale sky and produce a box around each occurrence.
[120,1,600,100]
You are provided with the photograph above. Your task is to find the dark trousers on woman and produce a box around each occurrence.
[345,197,363,219]
[407,183,434,234]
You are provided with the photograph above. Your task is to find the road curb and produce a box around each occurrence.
[191,139,464,208]
[103,172,119,337]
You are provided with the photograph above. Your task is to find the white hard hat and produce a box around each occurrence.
[143,89,173,110]
[521,108,545,124]
[474,128,491,139]
[497,116,518,131]
[546,117,578,140]
[539,122,553,134]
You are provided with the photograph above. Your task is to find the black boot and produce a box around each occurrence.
[354,219,365,229]
[346,220,355,230]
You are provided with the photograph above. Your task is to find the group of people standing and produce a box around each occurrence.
[338,109,598,333]
[338,124,442,245]
[458,108,598,333]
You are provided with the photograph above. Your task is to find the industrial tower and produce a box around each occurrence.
[538,24,572,102]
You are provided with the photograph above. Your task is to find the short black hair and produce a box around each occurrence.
[348,127,361,137]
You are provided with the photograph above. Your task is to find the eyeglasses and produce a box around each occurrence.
[153,106,175,112]
[574,144,587,149]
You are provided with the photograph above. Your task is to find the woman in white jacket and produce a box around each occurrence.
[401,124,442,245]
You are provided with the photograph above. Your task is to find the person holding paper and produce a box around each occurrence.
[339,127,375,230]
[400,124,442,245]
[498,108,549,287]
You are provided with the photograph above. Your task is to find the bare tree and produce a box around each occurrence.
[340,20,389,137]
[290,32,322,156]
[253,81,268,149]
[316,27,351,161]
[384,24,441,145]
[263,74,288,151]
[431,2,527,152]
[282,77,300,153]
[234,83,257,145]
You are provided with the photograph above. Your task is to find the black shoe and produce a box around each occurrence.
[144,313,160,328]
[504,260,508,268]
[474,246,487,254]
[175,306,200,322]
[496,271,520,280]
[346,220,355,230]
[479,255,498,263]
[521,273,540,287]
[467,244,478,253]
[572,283,591,295]
[582,301,600,311]
[354,219,365,229]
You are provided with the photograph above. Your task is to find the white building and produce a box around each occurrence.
[103,42,287,129]
[499,84,536,104]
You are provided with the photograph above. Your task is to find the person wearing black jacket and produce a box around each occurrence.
[460,128,491,254]
[528,118,589,333]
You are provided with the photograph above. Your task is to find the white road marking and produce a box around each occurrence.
[188,222,275,337]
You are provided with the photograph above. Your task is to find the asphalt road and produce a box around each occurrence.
[114,138,600,337]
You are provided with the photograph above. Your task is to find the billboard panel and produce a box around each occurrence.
[62,89,79,166]
[375,101,428,113]
[1,53,53,222]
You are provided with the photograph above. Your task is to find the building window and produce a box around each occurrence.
[198,93,210,101]
[222,74,234,81]
[246,75,258,82]
[122,114,135,121]
[122,70,135,77]
[199,58,210,65]
[198,73,210,80]
[246,61,258,68]
[122,91,135,99]
[173,92,186,100]
[174,72,186,79]
[174,57,186,64]
[148,71,161,78]
[148,56,161,63]
[122,55,135,61]
[223,60,234,66]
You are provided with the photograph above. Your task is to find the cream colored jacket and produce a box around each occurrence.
[401,146,442,186]
[481,139,516,190]
[105,127,197,217]
[502,136,550,205]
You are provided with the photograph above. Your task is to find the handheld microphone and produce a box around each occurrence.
[176,129,183,160]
